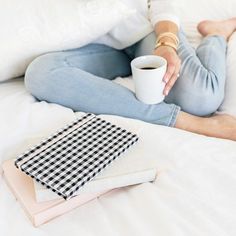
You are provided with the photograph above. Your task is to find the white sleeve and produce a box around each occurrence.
[149,0,180,28]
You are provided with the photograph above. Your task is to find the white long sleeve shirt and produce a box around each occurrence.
[95,0,180,49]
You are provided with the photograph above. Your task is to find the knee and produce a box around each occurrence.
[179,91,224,116]
[24,53,58,99]
[169,70,225,116]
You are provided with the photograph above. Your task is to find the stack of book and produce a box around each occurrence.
[2,114,157,226]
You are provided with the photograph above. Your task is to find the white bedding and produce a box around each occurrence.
[1,78,236,235]
[1,0,236,235]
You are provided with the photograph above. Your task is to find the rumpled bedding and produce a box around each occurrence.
[1,76,236,235]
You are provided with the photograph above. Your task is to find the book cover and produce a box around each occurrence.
[15,113,139,200]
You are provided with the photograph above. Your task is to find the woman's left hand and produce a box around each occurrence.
[154,46,181,96]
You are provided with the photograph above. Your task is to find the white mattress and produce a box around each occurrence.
[1,0,236,234]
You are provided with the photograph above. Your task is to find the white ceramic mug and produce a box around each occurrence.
[131,55,167,104]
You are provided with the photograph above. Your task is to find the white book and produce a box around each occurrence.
[34,168,157,202]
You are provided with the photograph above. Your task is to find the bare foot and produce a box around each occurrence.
[205,114,236,141]
[197,18,236,41]
[175,112,236,141]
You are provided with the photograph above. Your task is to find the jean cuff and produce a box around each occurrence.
[168,105,181,127]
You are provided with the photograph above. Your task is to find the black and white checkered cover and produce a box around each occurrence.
[15,113,139,200]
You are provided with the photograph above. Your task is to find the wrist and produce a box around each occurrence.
[154,45,177,54]
[155,41,178,52]
[159,36,176,44]
[155,32,179,52]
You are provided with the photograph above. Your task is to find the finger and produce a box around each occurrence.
[175,60,181,77]
[163,63,175,83]
[164,65,181,96]
[164,75,177,96]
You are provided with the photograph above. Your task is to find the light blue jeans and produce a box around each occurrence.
[25,30,227,127]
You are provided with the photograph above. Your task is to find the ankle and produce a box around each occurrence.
[175,111,207,134]
[175,112,236,141]
[175,111,225,137]
[205,33,228,41]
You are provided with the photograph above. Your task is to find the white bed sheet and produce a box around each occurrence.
[1,0,236,234]
[1,77,236,236]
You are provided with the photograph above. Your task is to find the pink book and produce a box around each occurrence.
[2,159,108,227]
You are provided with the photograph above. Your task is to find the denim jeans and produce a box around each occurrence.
[25,30,227,127]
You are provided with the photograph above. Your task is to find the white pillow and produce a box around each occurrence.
[175,0,236,22]
[0,0,133,81]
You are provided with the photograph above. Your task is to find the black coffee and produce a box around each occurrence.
[140,67,157,70]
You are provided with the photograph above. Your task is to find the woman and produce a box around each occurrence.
[24,0,236,141]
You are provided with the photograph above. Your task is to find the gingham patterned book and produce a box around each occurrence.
[15,113,139,200]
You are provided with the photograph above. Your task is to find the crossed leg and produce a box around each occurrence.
[24,19,236,141]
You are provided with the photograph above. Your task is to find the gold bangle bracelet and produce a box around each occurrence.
[156,32,179,46]
[155,41,178,51]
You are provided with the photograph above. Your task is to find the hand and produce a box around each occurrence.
[154,46,181,96]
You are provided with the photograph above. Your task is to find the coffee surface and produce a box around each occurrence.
[140,67,157,70]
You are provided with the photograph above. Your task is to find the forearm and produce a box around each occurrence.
[155,20,178,36]
[153,20,181,95]
[154,21,179,48]
[149,0,180,48]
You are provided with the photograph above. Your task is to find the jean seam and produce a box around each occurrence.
[47,51,117,72]
[65,49,120,61]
